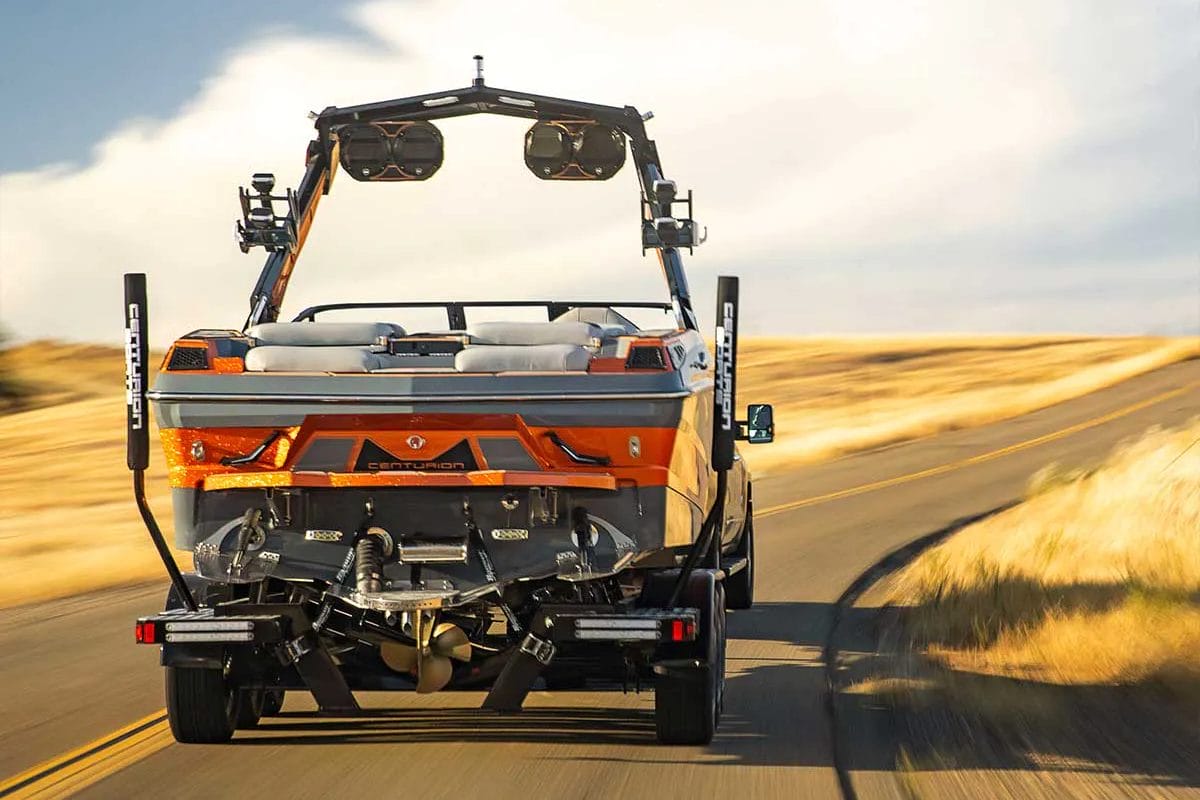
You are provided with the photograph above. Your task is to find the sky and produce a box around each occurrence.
[0,0,1197,346]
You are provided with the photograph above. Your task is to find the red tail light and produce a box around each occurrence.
[135,620,157,644]
[668,619,696,642]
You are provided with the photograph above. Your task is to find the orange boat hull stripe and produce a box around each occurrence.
[203,469,619,491]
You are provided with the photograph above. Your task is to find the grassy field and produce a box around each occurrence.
[0,343,177,609]
[879,418,1200,795]
[741,334,1199,471]
[0,335,1196,608]
[889,417,1200,707]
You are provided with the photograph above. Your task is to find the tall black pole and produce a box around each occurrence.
[712,276,739,471]
[125,274,198,612]
[669,275,739,605]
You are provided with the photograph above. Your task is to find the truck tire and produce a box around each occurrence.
[166,665,240,744]
[655,575,727,744]
[725,504,755,610]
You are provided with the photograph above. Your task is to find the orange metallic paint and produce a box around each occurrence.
[160,427,298,487]
[204,470,619,491]
[158,389,721,546]
[158,417,681,491]
[211,357,244,374]
[269,166,330,314]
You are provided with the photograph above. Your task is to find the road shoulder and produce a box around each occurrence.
[835,525,1200,800]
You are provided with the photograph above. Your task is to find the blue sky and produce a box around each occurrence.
[0,1,355,173]
[0,1,1196,343]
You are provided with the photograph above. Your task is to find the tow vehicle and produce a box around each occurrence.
[125,58,774,745]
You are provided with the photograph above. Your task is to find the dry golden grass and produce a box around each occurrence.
[890,418,1200,702]
[0,343,182,607]
[0,335,1195,608]
[0,339,132,411]
[739,334,1199,473]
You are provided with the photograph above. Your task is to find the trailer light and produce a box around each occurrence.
[669,619,696,642]
[165,631,255,643]
[576,618,658,630]
[135,620,157,644]
[165,620,254,632]
[575,629,660,641]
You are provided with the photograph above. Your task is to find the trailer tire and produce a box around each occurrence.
[655,575,726,744]
[543,672,587,691]
[235,689,264,729]
[725,504,755,610]
[261,689,285,717]
[166,665,240,744]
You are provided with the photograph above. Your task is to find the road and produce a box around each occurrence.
[2,360,1197,799]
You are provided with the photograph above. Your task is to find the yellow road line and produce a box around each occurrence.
[0,711,171,800]
[2,379,1194,797]
[758,380,1197,519]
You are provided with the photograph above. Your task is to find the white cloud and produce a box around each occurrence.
[1,0,1195,345]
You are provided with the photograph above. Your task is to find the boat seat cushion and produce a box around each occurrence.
[246,321,405,347]
[551,306,640,336]
[244,345,381,373]
[455,344,591,372]
[466,321,601,347]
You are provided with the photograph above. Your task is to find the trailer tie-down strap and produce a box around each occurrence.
[280,630,360,713]
[481,623,555,712]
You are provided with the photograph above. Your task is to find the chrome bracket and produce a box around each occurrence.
[519,632,556,665]
[282,633,315,664]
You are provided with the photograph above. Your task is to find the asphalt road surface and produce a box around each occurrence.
[2,360,1197,800]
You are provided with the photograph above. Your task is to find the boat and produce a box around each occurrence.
[125,57,774,746]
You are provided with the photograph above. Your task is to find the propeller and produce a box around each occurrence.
[380,616,472,694]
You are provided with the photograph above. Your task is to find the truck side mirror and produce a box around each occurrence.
[741,404,774,444]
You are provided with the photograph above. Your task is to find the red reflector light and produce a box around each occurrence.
[135,621,156,644]
[669,619,695,642]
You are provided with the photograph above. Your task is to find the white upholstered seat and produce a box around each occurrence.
[246,321,405,346]
[455,344,590,373]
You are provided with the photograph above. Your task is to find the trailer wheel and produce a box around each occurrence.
[235,689,264,729]
[725,503,755,610]
[655,576,727,744]
[543,672,587,691]
[260,690,285,717]
[165,665,240,744]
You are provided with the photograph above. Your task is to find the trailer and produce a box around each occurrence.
[125,57,774,745]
